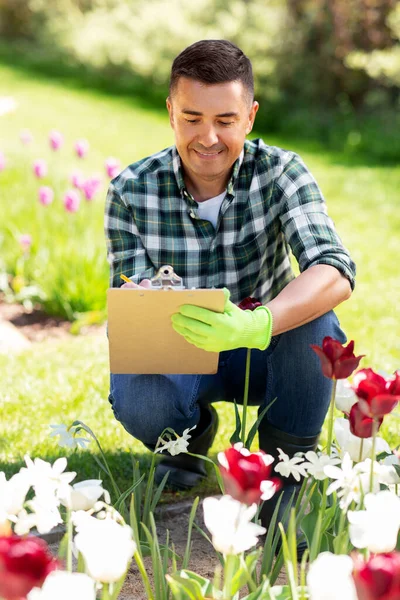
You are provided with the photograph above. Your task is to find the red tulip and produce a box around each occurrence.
[311,337,364,380]
[353,552,400,600]
[0,535,57,600]
[238,297,262,311]
[352,369,400,418]
[218,444,281,505]
[349,402,383,438]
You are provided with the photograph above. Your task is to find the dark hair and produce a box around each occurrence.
[169,40,254,101]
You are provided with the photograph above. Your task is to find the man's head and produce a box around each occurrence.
[167,40,258,193]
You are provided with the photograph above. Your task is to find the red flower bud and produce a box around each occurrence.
[349,402,383,438]
[311,337,364,380]
[0,535,57,600]
[218,444,281,505]
[353,369,400,418]
[353,552,400,600]
[238,297,262,311]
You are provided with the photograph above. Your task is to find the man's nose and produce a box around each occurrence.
[197,124,219,148]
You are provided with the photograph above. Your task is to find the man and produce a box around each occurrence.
[105,40,355,535]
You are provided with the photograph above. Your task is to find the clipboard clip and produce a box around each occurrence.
[150,265,185,290]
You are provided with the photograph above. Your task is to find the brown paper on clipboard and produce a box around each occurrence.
[107,288,225,374]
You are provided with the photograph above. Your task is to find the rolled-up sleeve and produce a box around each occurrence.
[277,155,356,290]
[104,182,155,288]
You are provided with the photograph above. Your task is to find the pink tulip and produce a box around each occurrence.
[82,175,102,200]
[49,130,64,151]
[70,170,84,189]
[38,186,54,206]
[64,190,80,213]
[0,152,6,172]
[105,157,121,179]
[33,159,47,179]
[20,129,33,145]
[19,234,32,252]
[74,138,89,158]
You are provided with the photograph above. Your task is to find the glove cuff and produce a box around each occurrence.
[241,306,273,350]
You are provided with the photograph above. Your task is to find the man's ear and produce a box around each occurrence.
[246,100,259,135]
[166,97,174,128]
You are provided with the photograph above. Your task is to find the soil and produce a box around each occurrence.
[0,299,106,343]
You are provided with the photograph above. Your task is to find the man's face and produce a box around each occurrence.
[167,77,258,185]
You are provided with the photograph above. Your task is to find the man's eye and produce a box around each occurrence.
[185,119,199,124]
[219,121,234,126]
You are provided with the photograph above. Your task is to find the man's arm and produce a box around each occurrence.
[266,264,352,336]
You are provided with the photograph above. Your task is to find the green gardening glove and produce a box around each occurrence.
[171,288,273,353]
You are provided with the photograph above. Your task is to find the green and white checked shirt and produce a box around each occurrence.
[104,138,355,304]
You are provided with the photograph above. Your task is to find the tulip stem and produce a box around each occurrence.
[101,583,111,600]
[241,348,252,447]
[66,508,72,572]
[223,554,235,599]
[358,438,364,463]
[326,379,337,456]
[369,419,378,492]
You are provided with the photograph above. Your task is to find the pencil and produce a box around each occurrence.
[120,274,131,284]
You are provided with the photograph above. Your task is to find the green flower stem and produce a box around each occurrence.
[101,583,111,600]
[358,438,364,463]
[133,550,154,600]
[369,419,378,492]
[66,508,72,573]
[312,379,337,559]
[223,554,236,599]
[241,348,251,447]
[326,379,337,456]
[337,508,348,554]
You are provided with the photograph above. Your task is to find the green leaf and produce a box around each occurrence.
[57,532,68,561]
[299,485,322,553]
[245,397,277,449]
[183,496,199,569]
[166,571,211,600]
[230,399,242,445]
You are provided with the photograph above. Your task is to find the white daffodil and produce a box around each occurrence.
[302,451,341,480]
[348,490,400,553]
[155,426,196,456]
[0,97,17,116]
[21,455,76,494]
[27,572,96,600]
[0,471,31,518]
[15,495,63,535]
[203,495,266,555]
[74,514,136,583]
[335,379,358,413]
[334,417,390,462]
[307,552,357,600]
[325,452,376,510]
[60,480,110,511]
[274,448,307,482]
[49,424,90,449]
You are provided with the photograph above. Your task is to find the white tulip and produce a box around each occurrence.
[335,380,358,413]
[0,471,31,518]
[334,418,390,462]
[60,480,110,511]
[380,453,400,484]
[348,490,400,553]
[27,572,96,600]
[74,514,136,583]
[203,495,266,555]
[307,552,357,600]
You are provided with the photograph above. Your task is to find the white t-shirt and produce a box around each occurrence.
[196,191,226,229]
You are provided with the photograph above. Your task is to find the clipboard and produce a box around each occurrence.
[107,266,225,374]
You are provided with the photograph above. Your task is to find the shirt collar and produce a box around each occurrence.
[172,147,244,197]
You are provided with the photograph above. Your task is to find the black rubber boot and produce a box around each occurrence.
[258,419,319,558]
[154,404,219,491]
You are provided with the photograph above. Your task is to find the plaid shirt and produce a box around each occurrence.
[104,138,356,304]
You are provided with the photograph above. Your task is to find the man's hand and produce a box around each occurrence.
[171,289,273,352]
[121,279,152,289]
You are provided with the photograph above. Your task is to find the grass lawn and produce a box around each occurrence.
[0,62,399,497]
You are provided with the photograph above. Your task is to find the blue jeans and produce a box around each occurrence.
[108,310,346,446]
